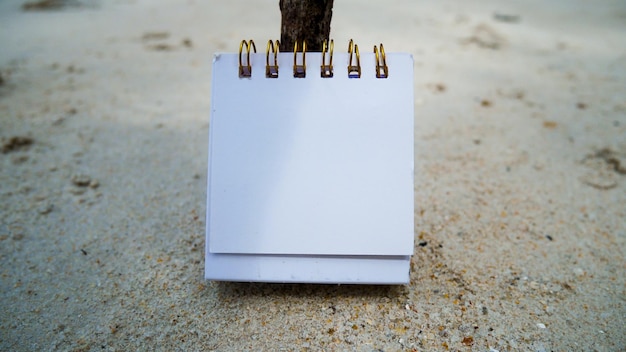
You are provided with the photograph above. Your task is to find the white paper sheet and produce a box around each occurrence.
[206,50,414,283]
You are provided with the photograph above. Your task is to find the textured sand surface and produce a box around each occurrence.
[1,0,625,350]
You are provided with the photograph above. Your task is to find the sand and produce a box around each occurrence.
[1,0,625,350]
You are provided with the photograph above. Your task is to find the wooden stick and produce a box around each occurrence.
[279,0,334,52]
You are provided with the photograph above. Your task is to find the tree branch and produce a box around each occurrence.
[279,0,334,52]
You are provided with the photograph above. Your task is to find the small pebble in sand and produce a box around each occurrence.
[462,336,474,346]
[536,323,546,329]
[464,24,506,49]
[37,202,53,215]
[493,13,521,23]
[22,0,68,11]
[573,268,585,277]
[2,136,33,153]
[543,121,558,129]
[71,174,92,187]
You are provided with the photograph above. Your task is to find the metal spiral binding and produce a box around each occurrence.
[238,39,256,78]
[374,44,388,78]
[347,39,361,78]
[293,40,306,78]
[320,39,334,78]
[266,40,280,78]
[239,39,388,79]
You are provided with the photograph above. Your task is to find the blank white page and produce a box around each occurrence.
[207,51,414,256]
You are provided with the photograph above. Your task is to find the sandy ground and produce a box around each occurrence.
[1,0,625,350]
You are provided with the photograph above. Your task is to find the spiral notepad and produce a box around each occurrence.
[205,39,415,284]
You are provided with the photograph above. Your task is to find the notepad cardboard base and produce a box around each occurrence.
[205,252,411,284]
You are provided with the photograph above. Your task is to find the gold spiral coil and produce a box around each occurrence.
[348,39,361,78]
[293,40,307,78]
[320,39,334,78]
[238,39,256,78]
[266,40,280,78]
[374,44,388,78]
